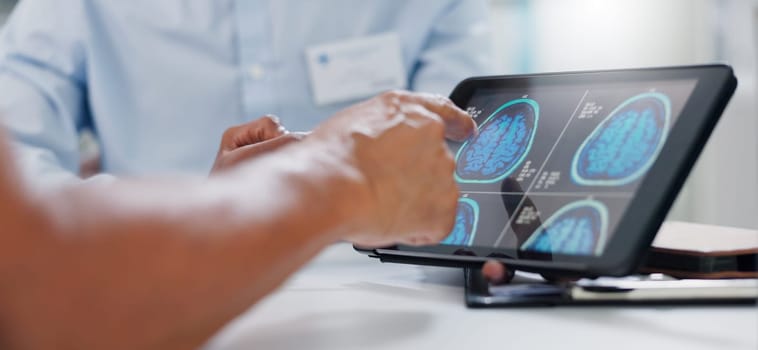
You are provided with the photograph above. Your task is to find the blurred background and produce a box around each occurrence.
[0,0,11,24]
[489,0,757,230]
[0,0,755,229]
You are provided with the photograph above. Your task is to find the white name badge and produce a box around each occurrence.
[305,32,407,106]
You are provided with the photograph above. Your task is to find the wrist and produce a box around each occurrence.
[291,139,372,242]
[229,138,372,244]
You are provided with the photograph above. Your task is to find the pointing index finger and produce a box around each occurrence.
[401,92,477,142]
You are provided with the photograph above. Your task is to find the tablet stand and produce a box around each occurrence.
[463,268,574,307]
[462,268,758,307]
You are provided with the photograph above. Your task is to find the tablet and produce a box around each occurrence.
[356,65,737,278]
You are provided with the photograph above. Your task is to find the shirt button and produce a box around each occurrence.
[248,64,265,81]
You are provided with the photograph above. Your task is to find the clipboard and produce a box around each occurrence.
[464,268,758,307]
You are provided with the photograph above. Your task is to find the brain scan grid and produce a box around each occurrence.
[455,99,539,183]
[439,79,695,257]
[442,198,480,246]
[572,93,671,186]
[521,200,609,256]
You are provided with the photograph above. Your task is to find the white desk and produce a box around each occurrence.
[205,243,758,350]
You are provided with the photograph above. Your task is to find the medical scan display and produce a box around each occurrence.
[443,79,697,256]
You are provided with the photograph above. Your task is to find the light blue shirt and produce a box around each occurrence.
[0,0,492,185]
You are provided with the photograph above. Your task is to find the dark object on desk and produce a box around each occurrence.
[464,268,758,307]
[641,221,758,279]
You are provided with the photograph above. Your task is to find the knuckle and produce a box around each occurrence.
[221,126,237,140]
[400,104,425,121]
[261,115,281,128]
[381,90,404,101]
[422,92,450,108]
[420,234,438,246]
[441,96,457,108]
[418,237,433,246]
[433,93,449,105]
[380,90,405,113]
[413,106,442,123]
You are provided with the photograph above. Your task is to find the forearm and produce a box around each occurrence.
[0,141,365,350]
[0,89,472,350]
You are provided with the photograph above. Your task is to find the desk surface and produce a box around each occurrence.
[205,243,758,350]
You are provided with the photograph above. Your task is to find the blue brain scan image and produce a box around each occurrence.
[571,92,672,186]
[455,99,539,184]
[442,198,480,246]
[521,200,609,256]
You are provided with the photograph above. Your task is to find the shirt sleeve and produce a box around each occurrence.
[408,0,494,95]
[0,0,98,189]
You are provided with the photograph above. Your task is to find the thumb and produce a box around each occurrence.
[225,115,288,150]
[222,133,303,167]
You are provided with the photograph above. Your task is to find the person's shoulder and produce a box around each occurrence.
[395,0,487,18]
[4,0,89,27]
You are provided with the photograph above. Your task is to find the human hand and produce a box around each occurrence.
[211,116,304,174]
[483,261,581,285]
[309,91,476,247]
[482,260,515,284]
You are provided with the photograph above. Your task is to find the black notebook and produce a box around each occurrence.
[641,221,757,279]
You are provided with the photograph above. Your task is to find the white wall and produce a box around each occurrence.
[685,0,757,229]
[491,0,758,229]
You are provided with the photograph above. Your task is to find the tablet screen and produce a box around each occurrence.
[442,79,698,257]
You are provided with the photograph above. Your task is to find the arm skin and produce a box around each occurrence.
[0,135,367,350]
[0,91,476,350]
